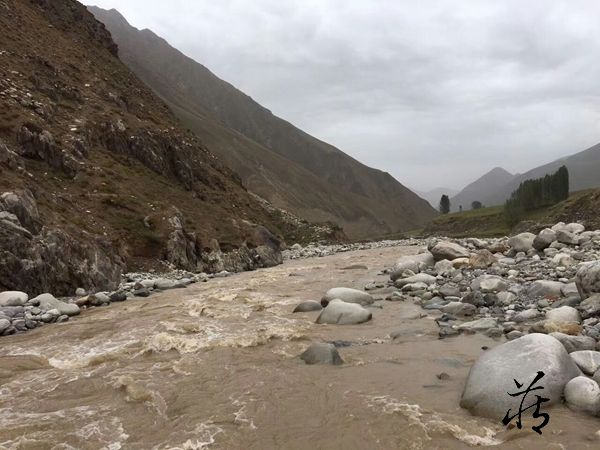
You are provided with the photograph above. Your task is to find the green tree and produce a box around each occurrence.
[439,194,450,214]
[471,201,483,210]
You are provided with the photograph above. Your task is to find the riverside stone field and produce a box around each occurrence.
[4,222,600,447]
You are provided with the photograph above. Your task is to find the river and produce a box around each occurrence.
[0,246,598,449]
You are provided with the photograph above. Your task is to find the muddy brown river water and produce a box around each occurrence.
[1,246,599,449]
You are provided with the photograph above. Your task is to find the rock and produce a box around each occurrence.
[441,302,476,316]
[438,284,461,298]
[578,294,600,318]
[556,229,578,245]
[539,320,582,335]
[434,259,454,276]
[0,291,28,307]
[457,318,498,332]
[469,250,496,269]
[550,332,596,353]
[533,228,557,251]
[460,334,581,419]
[566,223,585,234]
[507,232,536,253]
[471,275,507,293]
[546,306,581,323]
[570,351,600,375]
[154,278,185,290]
[564,376,600,415]
[316,299,372,325]
[430,241,470,261]
[513,308,541,323]
[321,287,374,307]
[109,291,127,302]
[32,293,80,316]
[506,330,524,340]
[527,280,565,299]
[300,343,343,365]
[75,287,86,297]
[451,258,470,269]
[88,293,110,306]
[390,252,435,280]
[0,318,10,333]
[133,288,151,297]
[394,273,436,288]
[496,292,517,306]
[293,301,322,313]
[576,261,600,299]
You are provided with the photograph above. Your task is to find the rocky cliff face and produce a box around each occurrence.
[0,0,335,295]
[89,6,437,239]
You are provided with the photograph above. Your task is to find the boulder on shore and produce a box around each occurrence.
[460,334,581,420]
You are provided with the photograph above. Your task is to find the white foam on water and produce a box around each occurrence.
[158,422,224,450]
[366,395,504,447]
[230,395,257,430]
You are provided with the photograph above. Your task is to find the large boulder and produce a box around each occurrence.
[578,294,600,318]
[533,228,557,251]
[575,261,600,299]
[321,287,374,307]
[300,343,343,365]
[460,334,581,419]
[389,252,434,281]
[564,376,600,415]
[33,293,80,316]
[0,291,28,307]
[507,232,535,253]
[430,241,470,261]
[316,300,372,325]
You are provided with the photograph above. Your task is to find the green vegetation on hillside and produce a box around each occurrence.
[422,188,600,237]
[504,166,569,226]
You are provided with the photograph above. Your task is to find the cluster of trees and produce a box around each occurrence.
[504,166,569,226]
[438,197,485,214]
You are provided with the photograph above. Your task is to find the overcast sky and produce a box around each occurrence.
[88,0,600,191]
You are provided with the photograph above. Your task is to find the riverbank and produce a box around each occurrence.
[2,226,600,448]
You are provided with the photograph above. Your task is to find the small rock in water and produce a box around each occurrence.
[300,343,343,365]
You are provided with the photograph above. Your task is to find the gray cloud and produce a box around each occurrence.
[88,0,600,191]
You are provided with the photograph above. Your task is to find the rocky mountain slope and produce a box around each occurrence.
[450,167,514,212]
[0,0,337,296]
[88,6,436,239]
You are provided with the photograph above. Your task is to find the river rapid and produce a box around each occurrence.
[1,246,599,449]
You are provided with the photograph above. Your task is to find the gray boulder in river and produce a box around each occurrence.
[300,343,343,365]
[316,299,372,325]
[460,333,581,420]
[321,287,374,307]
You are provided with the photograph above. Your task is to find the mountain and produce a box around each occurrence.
[450,167,515,212]
[87,6,436,239]
[0,0,331,295]
[415,187,459,209]
[477,143,600,207]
